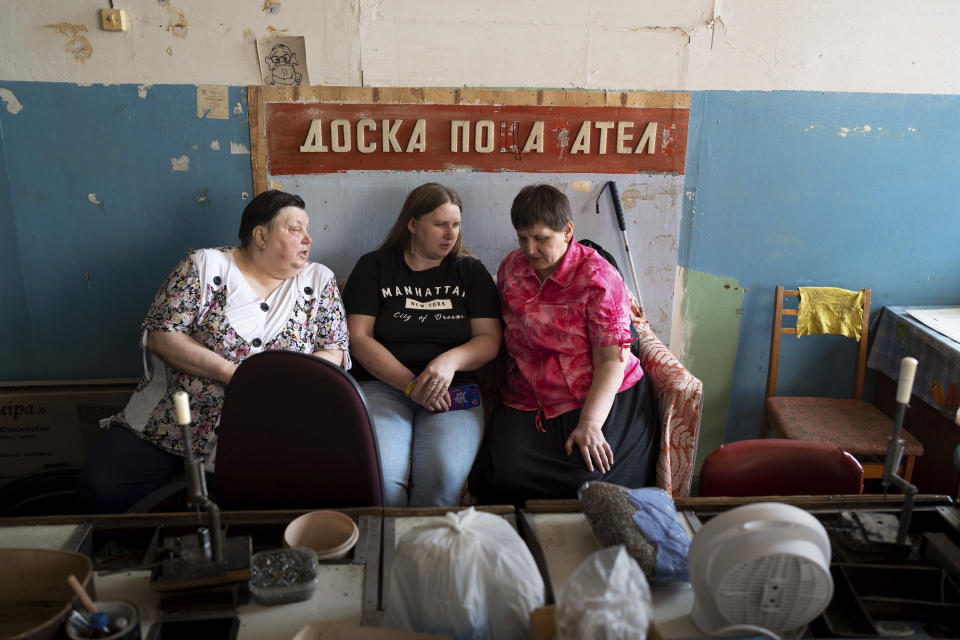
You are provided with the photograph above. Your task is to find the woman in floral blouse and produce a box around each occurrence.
[79,190,349,512]
[470,184,658,504]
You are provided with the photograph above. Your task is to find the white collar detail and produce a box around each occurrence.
[192,248,331,353]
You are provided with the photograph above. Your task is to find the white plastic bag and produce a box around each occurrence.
[556,545,652,640]
[384,507,544,640]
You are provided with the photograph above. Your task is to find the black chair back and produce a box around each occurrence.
[215,351,383,509]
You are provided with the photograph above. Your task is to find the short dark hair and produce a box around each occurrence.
[238,190,306,248]
[510,184,572,231]
[379,183,472,258]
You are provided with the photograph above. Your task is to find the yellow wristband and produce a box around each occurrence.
[404,378,416,397]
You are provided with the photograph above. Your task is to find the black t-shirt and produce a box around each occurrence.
[342,247,500,384]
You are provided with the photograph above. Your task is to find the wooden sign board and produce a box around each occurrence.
[249,87,689,193]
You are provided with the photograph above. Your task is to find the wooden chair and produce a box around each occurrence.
[699,439,863,497]
[761,286,923,483]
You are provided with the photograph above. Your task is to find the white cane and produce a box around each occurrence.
[597,181,645,315]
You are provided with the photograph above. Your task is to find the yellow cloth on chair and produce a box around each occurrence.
[796,287,865,340]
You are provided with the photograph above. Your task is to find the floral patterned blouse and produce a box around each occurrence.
[116,247,349,469]
[498,239,643,418]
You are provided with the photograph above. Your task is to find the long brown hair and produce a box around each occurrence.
[379,183,473,258]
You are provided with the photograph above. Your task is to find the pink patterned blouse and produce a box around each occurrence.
[498,239,643,418]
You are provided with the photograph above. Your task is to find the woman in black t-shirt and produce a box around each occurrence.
[342,183,501,507]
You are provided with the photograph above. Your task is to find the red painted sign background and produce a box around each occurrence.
[265,103,687,175]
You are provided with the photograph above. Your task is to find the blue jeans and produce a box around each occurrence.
[360,380,484,508]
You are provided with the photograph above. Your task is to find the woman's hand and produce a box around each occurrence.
[410,353,457,412]
[565,420,614,474]
[562,344,628,474]
[409,317,500,412]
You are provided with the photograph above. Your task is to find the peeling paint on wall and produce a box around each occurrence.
[620,188,658,208]
[233,102,244,115]
[194,187,210,207]
[838,125,873,138]
[266,26,290,34]
[262,1,281,14]
[210,140,221,150]
[138,84,152,99]
[170,155,190,171]
[164,4,189,39]
[43,23,93,63]
[650,233,678,250]
[570,180,592,193]
[242,28,256,44]
[0,88,23,114]
[166,46,173,56]
[230,142,250,154]
[241,191,250,200]
[87,193,104,211]
[269,180,284,191]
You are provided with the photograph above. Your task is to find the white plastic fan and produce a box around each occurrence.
[687,502,834,634]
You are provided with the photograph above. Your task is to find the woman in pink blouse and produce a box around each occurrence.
[470,184,658,504]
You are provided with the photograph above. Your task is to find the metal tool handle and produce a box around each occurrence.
[608,181,627,231]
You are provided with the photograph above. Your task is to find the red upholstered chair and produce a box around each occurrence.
[214,350,383,510]
[699,439,864,497]
[760,286,923,483]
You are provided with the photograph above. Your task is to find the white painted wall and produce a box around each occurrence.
[1,0,958,94]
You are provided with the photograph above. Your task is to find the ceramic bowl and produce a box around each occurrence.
[283,510,359,560]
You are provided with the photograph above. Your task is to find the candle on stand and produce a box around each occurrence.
[896,357,918,404]
[173,390,191,425]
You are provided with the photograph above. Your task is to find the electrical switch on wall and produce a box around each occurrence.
[100,9,127,31]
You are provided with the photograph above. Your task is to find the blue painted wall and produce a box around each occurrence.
[2,83,959,453]
[0,111,34,378]
[680,91,960,442]
[0,82,253,380]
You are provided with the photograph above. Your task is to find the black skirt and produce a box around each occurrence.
[469,374,659,505]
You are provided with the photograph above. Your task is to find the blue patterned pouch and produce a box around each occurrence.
[448,384,480,411]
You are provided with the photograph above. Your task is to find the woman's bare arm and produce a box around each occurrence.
[147,330,238,385]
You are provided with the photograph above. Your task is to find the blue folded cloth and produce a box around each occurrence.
[627,487,691,583]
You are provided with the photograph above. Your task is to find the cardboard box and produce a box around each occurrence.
[293,622,450,639]
[0,380,136,482]
[530,604,664,640]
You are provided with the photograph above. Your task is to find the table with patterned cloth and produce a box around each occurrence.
[868,305,960,417]
[868,305,960,497]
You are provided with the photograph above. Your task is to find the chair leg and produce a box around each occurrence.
[759,410,771,439]
[902,455,915,484]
